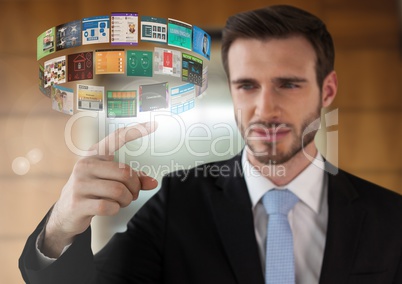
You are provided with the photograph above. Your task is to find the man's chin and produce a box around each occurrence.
[246,144,302,166]
[246,143,282,158]
[254,154,293,166]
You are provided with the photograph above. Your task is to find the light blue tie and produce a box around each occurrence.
[262,189,299,284]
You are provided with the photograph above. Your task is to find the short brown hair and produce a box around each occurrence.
[221,5,335,89]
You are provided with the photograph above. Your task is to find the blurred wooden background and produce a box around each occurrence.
[0,0,401,282]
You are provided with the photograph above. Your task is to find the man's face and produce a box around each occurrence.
[228,36,330,165]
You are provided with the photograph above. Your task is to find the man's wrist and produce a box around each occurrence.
[35,229,72,269]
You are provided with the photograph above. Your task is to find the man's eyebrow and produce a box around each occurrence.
[230,77,308,85]
[272,77,308,84]
[230,78,258,85]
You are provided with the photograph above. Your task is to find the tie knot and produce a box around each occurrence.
[262,189,299,215]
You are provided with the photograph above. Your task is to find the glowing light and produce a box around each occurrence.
[12,157,31,175]
[26,148,44,164]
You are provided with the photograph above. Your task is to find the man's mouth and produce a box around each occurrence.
[247,124,291,143]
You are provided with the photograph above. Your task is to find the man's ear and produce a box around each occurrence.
[321,71,338,108]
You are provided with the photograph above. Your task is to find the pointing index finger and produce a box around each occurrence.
[88,121,158,158]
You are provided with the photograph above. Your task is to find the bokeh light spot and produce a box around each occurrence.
[12,157,31,175]
[26,148,44,164]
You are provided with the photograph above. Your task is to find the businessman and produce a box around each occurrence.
[20,5,402,284]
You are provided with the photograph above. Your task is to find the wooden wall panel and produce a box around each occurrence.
[0,239,27,284]
[0,116,78,176]
[334,49,401,109]
[323,0,399,48]
[0,179,65,237]
[338,112,401,172]
[0,0,400,283]
[0,178,67,283]
[0,57,43,114]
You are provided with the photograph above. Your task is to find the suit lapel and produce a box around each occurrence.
[319,167,367,284]
[208,154,265,284]
[207,157,366,284]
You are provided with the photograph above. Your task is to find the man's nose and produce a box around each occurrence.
[255,88,281,120]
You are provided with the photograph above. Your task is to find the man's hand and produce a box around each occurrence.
[41,122,158,258]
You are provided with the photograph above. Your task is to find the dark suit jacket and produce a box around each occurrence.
[19,153,402,284]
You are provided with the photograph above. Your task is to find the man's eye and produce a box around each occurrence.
[281,82,299,89]
[238,84,255,90]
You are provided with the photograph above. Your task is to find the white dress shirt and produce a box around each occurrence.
[242,149,328,284]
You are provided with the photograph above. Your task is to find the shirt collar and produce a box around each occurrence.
[242,147,325,214]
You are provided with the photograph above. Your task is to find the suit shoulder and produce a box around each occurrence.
[341,169,400,196]
[164,154,243,183]
[339,169,402,211]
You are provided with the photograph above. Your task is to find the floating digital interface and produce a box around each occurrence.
[141,16,167,44]
[167,18,192,50]
[171,83,195,114]
[182,53,203,87]
[127,50,153,77]
[153,47,181,77]
[67,52,94,82]
[139,82,169,112]
[95,49,125,75]
[36,13,211,118]
[111,12,139,46]
[51,85,74,115]
[44,56,67,88]
[37,28,55,60]
[56,20,82,51]
[107,90,137,117]
[192,26,211,60]
[82,16,110,45]
[39,65,50,97]
[77,84,104,111]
